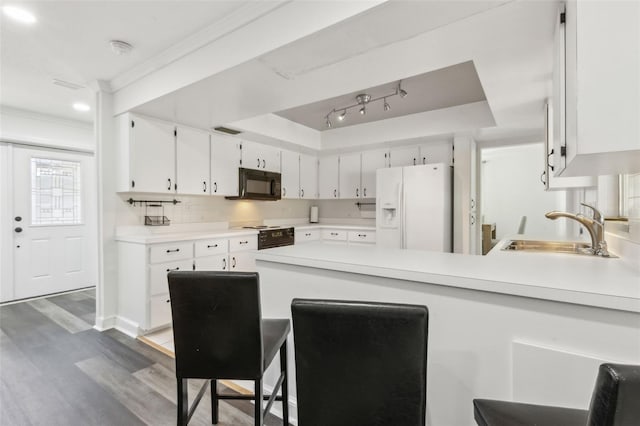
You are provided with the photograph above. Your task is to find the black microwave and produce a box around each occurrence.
[226,168,281,201]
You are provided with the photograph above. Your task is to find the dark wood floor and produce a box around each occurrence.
[0,289,283,426]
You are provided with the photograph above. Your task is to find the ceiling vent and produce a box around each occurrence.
[213,126,242,135]
[52,79,84,90]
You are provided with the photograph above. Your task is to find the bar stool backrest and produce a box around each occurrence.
[587,363,640,426]
[168,271,263,380]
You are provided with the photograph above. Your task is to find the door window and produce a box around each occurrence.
[31,157,82,225]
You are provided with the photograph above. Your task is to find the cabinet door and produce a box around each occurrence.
[339,153,361,199]
[361,150,387,199]
[389,146,420,167]
[130,117,175,193]
[280,149,299,199]
[318,155,340,199]
[418,141,453,165]
[295,228,320,243]
[176,126,210,195]
[229,251,255,272]
[194,254,228,271]
[241,140,281,172]
[149,259,193,295]
[299,154,318,199]
[211,132,241,196]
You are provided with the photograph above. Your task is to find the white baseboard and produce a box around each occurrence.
[113,316,140,338]
[93,315,116,331]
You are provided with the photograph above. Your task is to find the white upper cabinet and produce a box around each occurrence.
[318,155,340,199]
[280,149,300,199]
[241,140,281,173]
[211,132,241,196]
[361,149,387,198]
[127,115,176,193]
[418,141,453,166]
[388,146,420,167]
[176,126,210,195]
[554,1,640,176]
[339,152,361,199]
[299,153,318,199]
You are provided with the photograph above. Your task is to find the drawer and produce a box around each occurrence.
[348,230,376,244]
[194,254,228,271]
[149,242,193,264]
[229,235,257,252]
[149,294,172,330]
[194,238,228,257]
[149,259,193,295]
[322,229,347,241]
[295,229,320,243]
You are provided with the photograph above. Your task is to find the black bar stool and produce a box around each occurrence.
[291,298,429,426]
[168,271,290,426]
[473,363,640,426]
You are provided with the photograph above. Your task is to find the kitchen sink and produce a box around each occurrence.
[501,239,593,255]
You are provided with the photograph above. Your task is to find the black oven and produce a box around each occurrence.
[226,168,281,200]
[258,227,295,250]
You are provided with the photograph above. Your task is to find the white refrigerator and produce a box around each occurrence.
[376,163,452,252]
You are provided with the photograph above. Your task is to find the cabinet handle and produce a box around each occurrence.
[331,232,338,236]
[262,159,266,168]
[239,240,248,245]
[301,189,304,197]
[222,258,227,270]
[356,188,359,197]
[363,188,367,197]
[283,187,286,197]
[305,233,311,236]
[422,157,426,164]
[358,234,366,237]
[207,244,218,248]
[166,299,171,304]
[413,158,416,165]
[471,199,475,209]
[167,178,172,191]
[166,248,180,253]
[257,159,261,168]
[333,189,337,197]
[203,181,207,192]
[213,182,217,193]
[540,171,547,186]
[471,215,476,226]
[166,267,180,272]
[232,256,236,268]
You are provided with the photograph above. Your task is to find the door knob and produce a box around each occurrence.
[14,227,23,233]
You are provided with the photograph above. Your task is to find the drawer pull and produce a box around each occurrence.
[166,299,170,304]
[166,267,180,272]
[207,244,218,248]
[305,233,311,236]
[330,232,338,236]
[239,240,248,245]
[358,234,366,237]
[166,248,180,253]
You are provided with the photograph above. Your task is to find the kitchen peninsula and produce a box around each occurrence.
[255,242,640,426]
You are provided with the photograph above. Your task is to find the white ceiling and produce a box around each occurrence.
[1,0,558,148]
[0,1,250,122]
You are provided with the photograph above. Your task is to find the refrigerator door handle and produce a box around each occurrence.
[400,181,406,249]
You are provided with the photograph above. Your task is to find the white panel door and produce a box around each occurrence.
[176,126,210,195]
[299,154,318,199]
[211,132,241,196]
[10,146,97,301]
[361,149,387,199]
[318,155,340,199]
[388,146,420,167]
[338,153,361,199]
[130,116,175,193]
[280,149,299,199]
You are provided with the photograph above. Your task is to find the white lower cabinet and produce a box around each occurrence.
[117,233,256,336]
[296,229,320,243]
[298,227,376,245]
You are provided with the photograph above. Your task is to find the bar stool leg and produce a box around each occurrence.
[254,379,263,426]
[177,378,188,426]
[211,379,219,424]
[280,342,289,426]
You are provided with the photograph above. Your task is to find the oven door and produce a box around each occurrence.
[236,168,282,200]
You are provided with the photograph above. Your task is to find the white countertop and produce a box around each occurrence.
[115,223,375,244]
[255,241,640,313]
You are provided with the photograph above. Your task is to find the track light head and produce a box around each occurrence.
[338,110,346,121]
[326,116,332,128]
[399,88,408,98]
[359,106,366,115]
[383,98,391,111]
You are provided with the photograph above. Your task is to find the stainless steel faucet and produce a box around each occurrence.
[545,203,611,256]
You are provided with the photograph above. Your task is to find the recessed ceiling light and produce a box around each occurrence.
[73,102,91,112]
[2,6,36,24]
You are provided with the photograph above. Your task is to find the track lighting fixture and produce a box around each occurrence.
[324,80,408,128]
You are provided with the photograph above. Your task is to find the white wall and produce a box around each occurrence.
[481,143,567,240]
[0,107,94,152]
